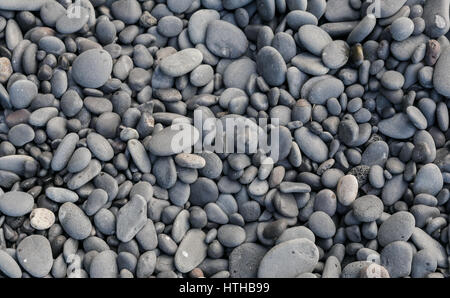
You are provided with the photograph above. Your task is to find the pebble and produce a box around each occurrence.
[205,20,248,59]
[258,239,319,278]
[308,211,336,239]
[381,241,413,278]
[30,208,55,230]
[58,202,92,240]
[322,40,350,69]
[9,80,38,109]
[17,235,53,278]
[256,46,287,87]
[352,195,384,222]
[0,250,22,278]
[0,191,34,217]
[378,113,417,140]
[229,243,267,278]
[378,211,416,247]
[413,163,443,196]
[217,225,246,248]
[45,187,79,203]
[174,229,207,273]
[298,25,332,56]
[336,175,358,206]
[160,49,203,77]
[294,127,328,163]
[71,49,113,88]
[89,250,118,278]
[391,17,415,41]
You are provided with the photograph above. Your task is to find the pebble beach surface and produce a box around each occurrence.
[0,0,448,279]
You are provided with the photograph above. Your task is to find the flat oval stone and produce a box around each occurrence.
[347,14,376,45]
[58,202,92,240]
[413,163,443,196]
[8,124,35,147]
[72,49,113,88]
[38,36,66,55]
[390,17,414,41]
[380,241,412,278]
[337,175,358,206]
[46,187,79,203]
[294,127,329,163]
[0,191,34,217]
[298,24,332,56]
[217,224,246,248]
[433,47,450,97]
[189,177,219,206]
[87,132,114,161]
[9,80,38,109]
[29,107,58,127]
[174,229,207,273]
[160,49,203,77]
[378,211,415,247]
[353,195,384,222]
[322,40,350,69]
[256,46,287,87]
[291,52,330,76]
[0,250,22,278]
[51,133,79,171]
[30,208,55,230]
[67,147,91,173]
[378,113,417,139]
[205,20,248,58]
[381,174,408,206]
[148,124,199,156]
[406,106,428,130]
[17,235,53,278]
[90,250,118,278]
[223,58,257,90]
[116,195,147,242]
[229,243,267,278]
[257,238,319,278]
[361,141,389,166]
[308,211,336,238]
[308,77,344,104]
[128,139,151,173]
[381,70,405,90]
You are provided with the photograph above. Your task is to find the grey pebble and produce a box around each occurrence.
[17,235,53,278]
[174,229,207,273]
[258,238,319,278]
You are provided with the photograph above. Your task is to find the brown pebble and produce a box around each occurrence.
[350,43,364,66]
[0,57,13,83]
[425,40,441,66]
[189,268,204,278]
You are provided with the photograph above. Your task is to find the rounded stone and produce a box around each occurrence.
[378,211,416,247]
[258,238,319,278]
[352,195,384,222]
[17,235,53,278]
[0,191,34,217]
[72,49,113,88]
[256,46,287,87]
[30,208,55,230]
[205,20,248,59]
